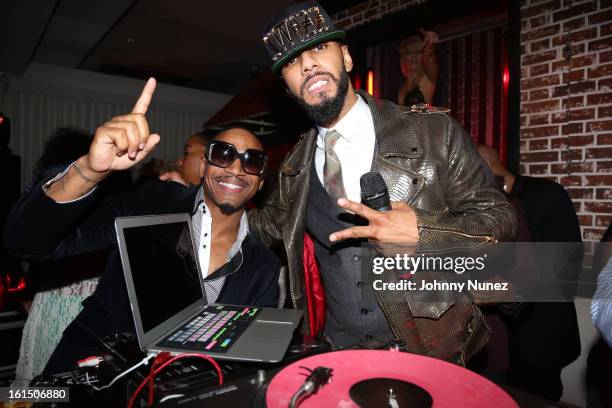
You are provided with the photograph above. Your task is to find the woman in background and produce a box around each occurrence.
[397,29,439,106]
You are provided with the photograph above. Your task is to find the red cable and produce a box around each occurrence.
[127,353,223,408]
[146,356,159,405]
[147,352,170,405]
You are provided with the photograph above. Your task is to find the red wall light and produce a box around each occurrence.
[7,277,26,293]
[354,74,362,91]
[502,66,509,89]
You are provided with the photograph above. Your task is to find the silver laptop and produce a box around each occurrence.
[114,213,302,363]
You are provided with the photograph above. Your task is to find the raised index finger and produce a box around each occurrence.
[132,77,156,114]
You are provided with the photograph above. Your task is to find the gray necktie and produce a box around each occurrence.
[323,129,347,202]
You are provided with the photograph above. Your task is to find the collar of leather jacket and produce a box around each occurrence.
[281,90,424,177]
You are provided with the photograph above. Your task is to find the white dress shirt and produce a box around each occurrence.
[192,186,249,303]
[315,94,376,203]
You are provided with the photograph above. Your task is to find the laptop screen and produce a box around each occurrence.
[122,220,203,333]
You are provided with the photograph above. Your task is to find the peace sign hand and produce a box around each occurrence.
[329,198,419,243]
[87,77,161,174]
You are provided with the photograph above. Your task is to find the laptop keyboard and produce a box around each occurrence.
[159,305,260,353]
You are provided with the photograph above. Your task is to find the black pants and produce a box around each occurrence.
[586,338,612,408]
[507,361,563,402]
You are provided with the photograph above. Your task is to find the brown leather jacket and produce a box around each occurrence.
[249,92,516,364]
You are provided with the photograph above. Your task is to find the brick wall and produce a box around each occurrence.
[333,0,612,242]
[332,0,423,30]
[520,0,612,242]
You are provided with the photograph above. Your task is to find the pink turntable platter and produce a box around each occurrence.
[266,350,518,408]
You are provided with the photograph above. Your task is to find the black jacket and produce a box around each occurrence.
[4,175,280,374]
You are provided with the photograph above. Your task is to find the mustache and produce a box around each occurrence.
[300,71,338,96]
[214,174,248,187]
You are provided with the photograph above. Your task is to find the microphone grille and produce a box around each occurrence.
[360,171,387,197]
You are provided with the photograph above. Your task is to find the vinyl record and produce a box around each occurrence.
[349,378,433,407]
[265,350,518,408]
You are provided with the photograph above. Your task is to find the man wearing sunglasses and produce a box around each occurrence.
[249,1,517,365]
[4,80,279,375]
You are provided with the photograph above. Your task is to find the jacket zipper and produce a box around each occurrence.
[421,228,498,243]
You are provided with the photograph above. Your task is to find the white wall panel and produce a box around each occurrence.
[0,63,232,190]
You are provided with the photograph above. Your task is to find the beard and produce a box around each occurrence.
[217,202,240,215]
[206,195,243,215]
[292,67,350,126]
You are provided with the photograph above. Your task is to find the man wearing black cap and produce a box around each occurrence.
[250,1,516,365]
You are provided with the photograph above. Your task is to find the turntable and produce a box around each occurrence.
[151,348,519,407]
[265,349,518,408]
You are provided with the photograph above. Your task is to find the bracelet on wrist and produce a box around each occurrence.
[73,161,96,183]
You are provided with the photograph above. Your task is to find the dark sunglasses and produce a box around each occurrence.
[206,141,268,175]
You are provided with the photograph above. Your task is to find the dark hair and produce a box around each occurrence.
[213,125,256,137]
[189,130,212,147]
[32,126,133,193]
[206,125,261,148]
[34,126,92,175]
[189,127,228,150]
